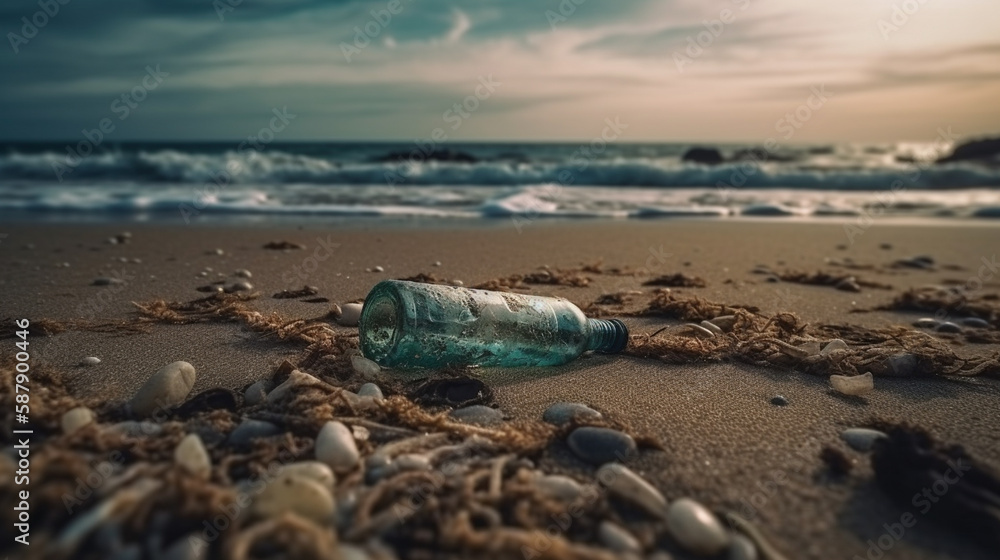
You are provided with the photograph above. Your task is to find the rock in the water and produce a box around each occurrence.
[251,472,335,524]
[936,137,1000,163]
[316,421,360,474]
[174,434,211,478]
[80,356,101,366]
[597,521,642,553]
[62,406,95,435]
[841,428,888,452]
[279,461,336,490]
[682,147,724,165]
[542,402,602,426]
[130,361,197,417]
[935,322,962,334]
[337,303,363,326]
[770,395,788,407]
[727,534,758,560]
[666,498,731,556]
[568,427,636,465]
[243,379,271,406]
[228,419,281,446]
[450,405,504,426]
[535,474,585,502]
[266,369,324,404]
[830,372,874,396]
[596,463,667,519]
[351,355,381,379]
[960,317,991,329]
[357,382,384,400]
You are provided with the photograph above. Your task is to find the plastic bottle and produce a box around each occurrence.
[358,280,628,369]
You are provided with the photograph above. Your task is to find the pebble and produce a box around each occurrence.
[568,427,636,465]
[357,382,384,400]
[770,395,788,406]
[266,369,325,404]
[596,463,667,519]
[61,406,95,435]
[225,281,253,293]
[351,355,381,379]
[93,277,125,286]
[315,421,360,474]
[884,353,918,377]
[960,317,991,329]
[130,361,197,417]
[835,278,861,292]
[535,474,585,502]
[80,356,101,366]
[450,405,504,426]
[841,428,888,452]
[830,372,874,396]
[666,498,731,556]
[700,320,724,335]
[234,269,252,278]
[212,248,225,256]
[372,265,384,272]
[392,453,432,473]
[727,534,759,560]
[174,434,211,478]
[227,419,281,446]
[110,420,163,438]
[913,318,939,329]
[821,339,849,355]
[598,521,642,553]
[935,321,962,333]
[709,315,737,331]
[251,472,335,524]
[337,303,363,327]
[451,279,464,286]
[243,379,271,406]
[542,402,602,426]
[432,261,442,267]
[279,461,336,490]
[351,425,370,442]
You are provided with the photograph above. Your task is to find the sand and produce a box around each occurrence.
[2,218,999,559]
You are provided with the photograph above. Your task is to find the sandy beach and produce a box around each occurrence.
[1,219,999,559]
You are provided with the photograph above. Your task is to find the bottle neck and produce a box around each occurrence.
[586,319,629,354]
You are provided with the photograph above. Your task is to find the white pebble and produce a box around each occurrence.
[279,461,336,491]
[234,269,252,278]
[351,355,381,379]
[315,421,360,474]
[337,303,363,327]
[666,498,731,556]
[536,474,585,502]
[821,339,849,355]
[373,266,384,272]
[841,428,888,452]
[451,279,464,286]
[61,407,95,435]
[432,261,442,267]
[80,357,101,366]
[830,372,874,396]
[130,361,197,417]
[357,382,383,400]
[598,521,642,553]
[597,463,667,519]
[727,534,758,560]
[174,434,211,479]
[266,370,324,404]
[251,472,335,524]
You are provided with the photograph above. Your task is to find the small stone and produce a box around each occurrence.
[226,281,253,293]
[197,271,208,277]
[935,321,962,333]
[830,372,874,396]
[372,266,384,272]
[251,472,335,524]
[357,383,384,400]
[80,356,101,366]
[960,317,991,329]
[835,278,861,292]
[351,425,370,442]
[597,463,667,519]
[821,339,849,355]
[770,395,788,406]
[234,269,252,278]
[130,361,197,417]
[598,521,642,553]
[451,279,464,286]
[351,355,381,379]
[213,248,224,255]
[568,427,636,465]
[266,369,325,404]
[279,461,336,490]
[432,261,442,267]
[61,407,95,435]
[174,434,211,479]
[666,498,731,556]
[700,320,724,335]
[392,453,432,473]
[228,419,281,447]
[535,474,585,502]
[542,402,602,426]
[727,534,758,560]
[879,243,893,250]
[244,379,271,406]
[337,303,363,327]
[93,277,125,286]
[841,428,888,452]
[110,420,163,438]
[450,405,504,426]
[709,315,737,331]
[316,421,360,474]
[913,318,939,329]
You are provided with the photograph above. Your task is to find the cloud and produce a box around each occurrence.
[444,9,471,43]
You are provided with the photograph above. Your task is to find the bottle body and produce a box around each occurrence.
[359,280,628,369]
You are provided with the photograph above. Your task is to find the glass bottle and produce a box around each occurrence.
[358,280,628,369]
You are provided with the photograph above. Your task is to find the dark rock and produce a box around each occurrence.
[730,147,798,163]
[681,147,724,165]
[936,322,963,334]
[374,149,478,164]
[936,137,1000,164]
[543,402,602,426]
[171,388,239,419]
[228,419,282,447]
[567,427,637,465]
[450,405,503,426]
[770,395,788,406]
[273,286,319,299]
[960,317,991,329]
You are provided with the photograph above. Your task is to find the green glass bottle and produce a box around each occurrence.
[358,280,628,369]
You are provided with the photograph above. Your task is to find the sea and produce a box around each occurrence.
[1,141,998,224]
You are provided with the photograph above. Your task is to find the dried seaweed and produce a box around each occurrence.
[642,273,707,288]
[775,270,892,290]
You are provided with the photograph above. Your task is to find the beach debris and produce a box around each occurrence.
[728,533,759,560]
[872,425,1000,550]
[357,382,384,400]
[841,428,888,452]
[820,339,849,355]
[174,434,211,479]
[935,321,962,333]
[598,521,643,553]
[234,268,252,278]
[699,320,724,335]
[769,395,788,407]
[171,388,238,418]
[227,419,281,447]
[351,355,381,379]
[568,427,637,465]
[597,462,667,519]
[683,323,716,338]
[643,273,707,288]
[80,356,101,366]
[835,278,861,292]
[266,369,325,404]
[130,361,197,417]
[450,405,504,426]
[243,379,271,406]
[829,372,874,396]
[279,461,336,491]
[262,240,305,250]
[61,406,95,435]
[893,255,935,269]
[336,302,364,326]
[960,317,991,329]
[534,474,586,502]
[250,471,336,524]
[92,276,125,286]
[666,498,731,556]
[408,376,492,407]
[542,402,602,426]
[316,420,360,474]
[225,281,254,293]
[273,285,319,299]
[912,318,939,329]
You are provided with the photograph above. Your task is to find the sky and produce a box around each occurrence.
[2,0,999,142]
